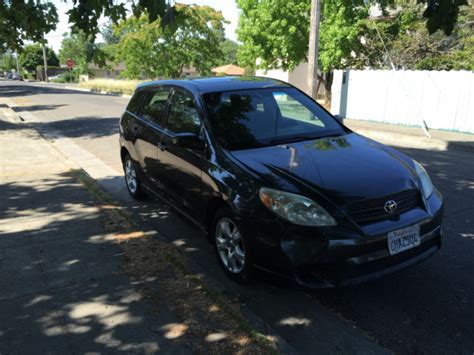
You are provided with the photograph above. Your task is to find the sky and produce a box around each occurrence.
[44,0,239,53]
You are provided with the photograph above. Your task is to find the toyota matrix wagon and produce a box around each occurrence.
[119,77,443,287]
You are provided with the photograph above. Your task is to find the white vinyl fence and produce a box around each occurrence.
[331,70,474,134]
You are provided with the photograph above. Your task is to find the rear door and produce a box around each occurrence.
[156,87,208,218]
[132,86,172,190]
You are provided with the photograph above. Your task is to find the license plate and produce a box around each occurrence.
[387,224,421,256]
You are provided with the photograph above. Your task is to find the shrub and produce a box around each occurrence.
[51,77,67,83]
[62,71,78,83]
[22,71,35,80]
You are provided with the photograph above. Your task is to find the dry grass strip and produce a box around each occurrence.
[71,169,278,354]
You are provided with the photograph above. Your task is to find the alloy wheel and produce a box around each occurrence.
[125,158,137,194]
[215,217,246,273]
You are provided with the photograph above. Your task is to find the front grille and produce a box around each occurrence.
[345,189,422,224]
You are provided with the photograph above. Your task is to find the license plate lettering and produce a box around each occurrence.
[387,225,421,255]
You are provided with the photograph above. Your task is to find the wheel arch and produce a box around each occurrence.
[206,196,233,241]
[120,146,130,163]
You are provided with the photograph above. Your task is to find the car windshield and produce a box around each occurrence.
[203,87,345,150]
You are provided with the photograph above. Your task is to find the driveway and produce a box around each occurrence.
[1,81,473,354]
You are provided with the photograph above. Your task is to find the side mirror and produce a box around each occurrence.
[334,114,343,122]
[173,132,205,151]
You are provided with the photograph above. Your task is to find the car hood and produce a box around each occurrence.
[230,133,419,205]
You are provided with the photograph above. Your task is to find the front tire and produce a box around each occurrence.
[123,154,145,200]
[212,208,253,283]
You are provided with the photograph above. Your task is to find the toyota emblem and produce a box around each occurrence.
[384,200,398,214]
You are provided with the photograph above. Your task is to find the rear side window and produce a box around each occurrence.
[167,90,201,135]
[141,87,172,127]
[126,92,143,115]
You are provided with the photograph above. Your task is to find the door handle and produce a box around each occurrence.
[158,142,167,151]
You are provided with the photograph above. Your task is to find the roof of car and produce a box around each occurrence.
[136,76,291,94]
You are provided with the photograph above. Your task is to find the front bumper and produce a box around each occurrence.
[246,193,443,288]
[294,225,441,288]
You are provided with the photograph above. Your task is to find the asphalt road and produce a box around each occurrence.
[2,81,473,354]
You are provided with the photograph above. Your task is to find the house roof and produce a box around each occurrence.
[211,64,245,76]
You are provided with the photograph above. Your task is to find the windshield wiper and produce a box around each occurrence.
[269,135,316,145]
[316,132,343,139]
[269,132,343,145]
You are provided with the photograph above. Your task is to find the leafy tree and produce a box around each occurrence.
[0,52,16,72]
[113,4,226,79]
[237,0,310,71]
[217,39,240,65]
[237,0,368,99]
[2,0,467,52]
[396,6,474,70]
[19,44,59,72]
[354,5,474,70]
[101,22,120,45]
[0,1,58,50]
[0,0,175,51]
[59,32,95,74]
[89,0,469,38]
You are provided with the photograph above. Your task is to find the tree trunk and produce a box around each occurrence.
[317,71,333,109]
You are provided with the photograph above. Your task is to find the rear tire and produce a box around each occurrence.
[123,154,145,200]
[212,207,253,283]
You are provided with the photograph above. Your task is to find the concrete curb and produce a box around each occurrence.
[64,86,133,98]
[22,82,133,99]
[353,128,474,153]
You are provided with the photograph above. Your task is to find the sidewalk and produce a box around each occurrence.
[344,118,474,152]
[0,111,186,353]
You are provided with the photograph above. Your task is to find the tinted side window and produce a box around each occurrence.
[126,92,144,115]
[167,90,201,135]
[141,87,172,126]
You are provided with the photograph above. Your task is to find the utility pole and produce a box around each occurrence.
[42,42,48,82]
[306,0,322,99]
[15,50,20,74]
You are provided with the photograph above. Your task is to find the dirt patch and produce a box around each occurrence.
[71,169,278,354]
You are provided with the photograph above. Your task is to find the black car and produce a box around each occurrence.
[119,77,443,287]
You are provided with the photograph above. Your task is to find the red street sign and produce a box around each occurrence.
[66,59,74,68]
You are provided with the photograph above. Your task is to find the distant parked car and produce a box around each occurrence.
[11,73,22,80]
[6,73,13,80]
[119,77,443,287]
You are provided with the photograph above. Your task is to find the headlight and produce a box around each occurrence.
[414,161,433,199]
[259,188,336,226]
